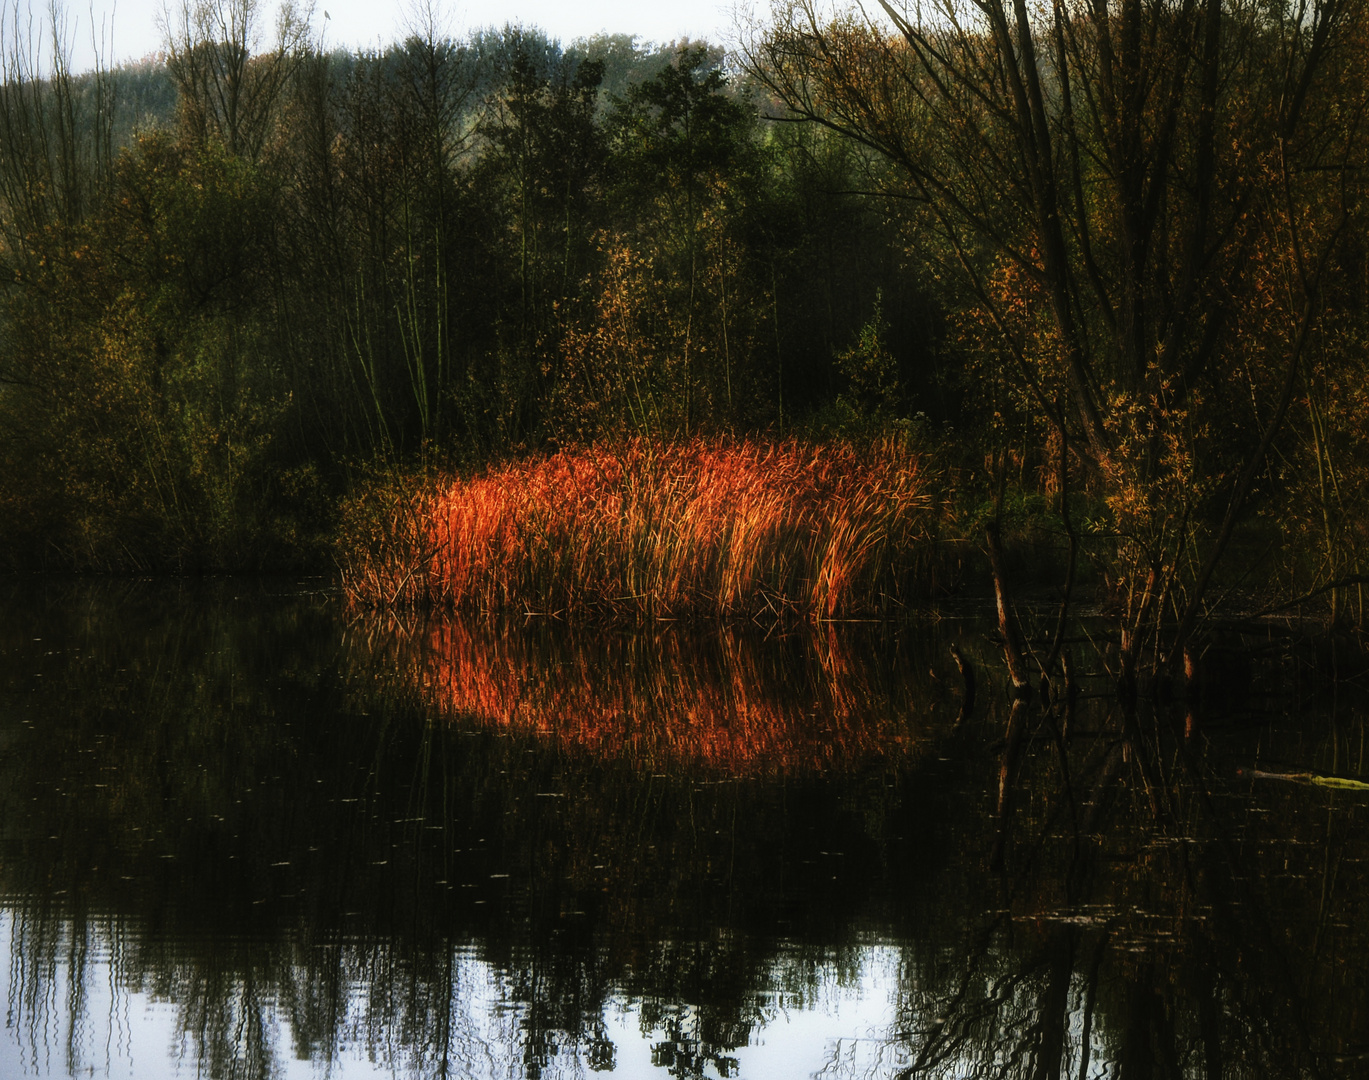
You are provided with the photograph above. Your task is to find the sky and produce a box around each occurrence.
[19,0,761,73]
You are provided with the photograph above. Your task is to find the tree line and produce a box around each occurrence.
[747,0,1369,678]
[0,4,934,572]
[3,0,1368,676]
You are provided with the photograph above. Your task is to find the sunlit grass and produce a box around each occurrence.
[339,437,944,619]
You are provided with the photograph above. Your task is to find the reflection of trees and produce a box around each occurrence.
[6,584,1369,1078]
[874,686,1369,1079]
[0,584,955,1078]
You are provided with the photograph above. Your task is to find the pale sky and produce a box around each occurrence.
[18,0,759,73]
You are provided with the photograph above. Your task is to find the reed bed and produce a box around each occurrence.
[340,438,942,619]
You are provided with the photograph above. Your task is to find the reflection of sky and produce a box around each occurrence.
[1,910,903,1079]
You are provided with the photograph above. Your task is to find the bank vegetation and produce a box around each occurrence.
[338,438,944,617]
[2,0,1367,679]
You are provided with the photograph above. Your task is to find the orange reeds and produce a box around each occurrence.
[340,438,942,619]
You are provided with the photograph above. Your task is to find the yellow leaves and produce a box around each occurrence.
[556,232,677,438]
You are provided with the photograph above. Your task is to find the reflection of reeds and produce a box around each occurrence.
[340,438,940,618]
[388,618,934,778]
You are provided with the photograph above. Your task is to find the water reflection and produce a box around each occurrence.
[2,580,1368,1077]
[379,616,940,775]
[883,685,1369,1080]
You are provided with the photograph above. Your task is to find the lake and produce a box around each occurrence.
[2,579,1366,1078]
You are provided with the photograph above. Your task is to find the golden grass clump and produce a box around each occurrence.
[340,438,941,619]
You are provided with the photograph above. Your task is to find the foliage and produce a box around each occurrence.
[745,0,1369,670]
[816,289,906,436]
[4,0,1369,657]
[0,133,319,569]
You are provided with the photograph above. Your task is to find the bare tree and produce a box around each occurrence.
[0,0,114,257]
[161,0,313,160]
[745,0,1367,679]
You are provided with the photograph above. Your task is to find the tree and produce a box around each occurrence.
[469,36,607,444]
[0,132,295,569]
[0,1,115,270]
[591,45,767,434]
[746,0,1367,680]
[161,0,312,160]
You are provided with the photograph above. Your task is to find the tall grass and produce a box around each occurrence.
[339,438,943,618]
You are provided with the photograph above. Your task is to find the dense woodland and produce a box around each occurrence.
[2,0,1368,674]
[0,8,932,565]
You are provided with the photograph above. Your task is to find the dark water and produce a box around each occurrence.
[2,580,1368,1079]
